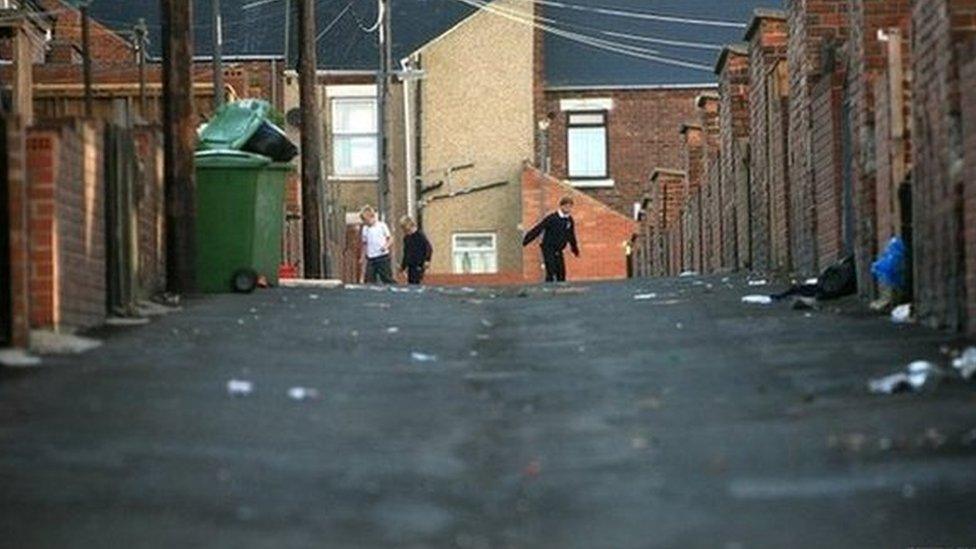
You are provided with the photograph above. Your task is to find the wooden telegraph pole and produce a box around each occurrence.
[211,0,224,110]
[135,18,148,118]
[161,0,197,293]
[296,0,325,278]
[376,0,391,219]
[80,1,93,117]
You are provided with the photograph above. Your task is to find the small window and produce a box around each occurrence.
[567,111,608,180]
[452,233,498,274]
[332,97,378,177]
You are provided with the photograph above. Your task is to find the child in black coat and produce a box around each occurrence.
[522,196,580,282]
[399,216,433,285]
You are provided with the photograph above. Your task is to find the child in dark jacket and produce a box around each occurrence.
[399,216,433,285]
[522,196,580,282]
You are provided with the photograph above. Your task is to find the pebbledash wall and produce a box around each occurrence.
[633,0,976,335]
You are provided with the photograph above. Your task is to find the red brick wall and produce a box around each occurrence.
[717,47,752,271]
[698,95,723,273]
[545,87,712,216]
[37,0,136,64]
[811,68,848,271]
[5,116,31,347]
[787,0,850,276]
[747,12,789,273]
[848,0,914,297]
[911,0,976,330]
[767,62,792,273]
[963,39,976,334]
[26,121,107,330]
[133,126,167,298]
[681,125,704,273]
[521,167,636,282]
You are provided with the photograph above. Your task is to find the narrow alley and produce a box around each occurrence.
[2,277,974,548]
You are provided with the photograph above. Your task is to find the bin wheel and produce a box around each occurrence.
[232,269,259,293]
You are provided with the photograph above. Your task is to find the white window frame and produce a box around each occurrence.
[567,110,611,184]
[452,232,498,275]
[330,94,378,180]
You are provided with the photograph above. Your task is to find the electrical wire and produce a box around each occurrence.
[519,0,747,29]
[452,0,713,71]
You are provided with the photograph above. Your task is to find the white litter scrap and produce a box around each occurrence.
[678,271,699,278]
[741,295,774,305]
[868,361,943,394]
[411,352,438,363]
[952,347,976,380]
[386,326,400,334]
[287,387,320,401]
[308,294,320,300]
[279,279,344,289]
[748,279,768,287]
[226,379,254,397]
[805,278,819,285]
[891,304,914,324]
[30,330,102,355]
[0,349,42,368]
[633,293,658,301]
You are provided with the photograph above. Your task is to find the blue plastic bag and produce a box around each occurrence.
[871,236,907,290]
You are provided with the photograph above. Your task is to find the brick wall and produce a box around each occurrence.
[911,0,976,330]
[716,46,752,271]
[648,169,686,276]
[767,61,792,273]
[681,125,704,273]
[746,11,789,273]
[521,167,636,282]
[811,67,848,271]
[26,121,106,331]
[133,126,166,298]
[787,0,850,276]
[545,87,712,216]
[37,0,136,64]
[698,94,723,273]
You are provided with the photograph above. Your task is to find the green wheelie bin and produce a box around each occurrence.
[194,150,293,293]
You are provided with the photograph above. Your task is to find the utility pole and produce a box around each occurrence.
[135,18,148,118]
[80,1,93,117]
[161,0,197,294]
[297,0,325,278]
[211,0,224,110]
[376,0,391,219]
[283,0,292,66]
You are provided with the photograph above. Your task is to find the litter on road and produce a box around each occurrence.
[868,361,944,394]
[952,347,976,380]
[633,293,658,300]
[411,352,438,363]
[741,295,774,305]
[287,387,319,401]
[891,304,914,324]
[226,379,254,396]
[748,280,768,287]
[386,326,400,334]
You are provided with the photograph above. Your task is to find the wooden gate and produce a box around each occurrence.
[104,125,140,316]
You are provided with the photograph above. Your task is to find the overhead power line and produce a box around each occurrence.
[452,0,713,71]
[522,0,748,29]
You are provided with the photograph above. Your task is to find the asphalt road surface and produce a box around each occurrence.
[2,276,975,548]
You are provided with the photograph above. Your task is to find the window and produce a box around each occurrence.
[452,233,498,274]
[567,111,608,180]
[332,97,377,178]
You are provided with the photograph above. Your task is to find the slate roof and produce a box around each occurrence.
[81,0,781,87]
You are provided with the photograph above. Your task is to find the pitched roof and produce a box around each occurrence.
[83,0,781,86]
